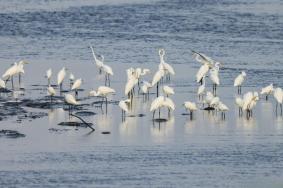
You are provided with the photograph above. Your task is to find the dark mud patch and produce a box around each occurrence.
[58,121,93,127]
[21,97,64,109]
[18,112,48,122]
[0,130,25,138]
[203,107,215,111]
[75,111,96,116]
[181,113,190,115]
[101,131,111,134]
[153,118,168,122]
[128,114,146,118]
[0,88,12,93]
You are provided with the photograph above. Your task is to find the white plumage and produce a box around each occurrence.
[71,78,82,90]
[234,71,246,87]
[65,94,79,105]
[163,85,174,96]
[57,67,66,86]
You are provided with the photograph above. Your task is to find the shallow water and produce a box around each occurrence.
[0,0,283,187]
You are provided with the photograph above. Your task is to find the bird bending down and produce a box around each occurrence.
[64,93,79,115]
[150,96,175,119]
[234,71,246,94]
[71,78,82,97]
[235,96,244,116]
[184,101,198,120]
[47,86,56,104]
[260,83,273,101]
[216,101,229,120]
[242,91,259,119]
[162,85,174,97]
[141,81,152,100]
[119,99,131,121]
[89,86,115,113]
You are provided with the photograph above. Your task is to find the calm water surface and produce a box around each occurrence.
[0,0,283,187]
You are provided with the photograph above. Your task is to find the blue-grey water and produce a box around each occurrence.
[0,0,283,187]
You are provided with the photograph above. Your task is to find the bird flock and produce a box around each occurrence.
[1,47,282,124]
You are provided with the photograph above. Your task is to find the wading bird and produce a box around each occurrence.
[46,68,52,86]
[89,86,115,112]
[64,93,79,115]
[273,87,283,115]
[119,99,131,121]
[260,83,273,101]
[71,78,82,97]
[234,71,246,94]
[184,101,198,120]
[162,85,174,97]
[158,49,175,81]
[210,62,220,95]
[151,69,165,97]
[102,64,113,86]
[90,46,104,74]
[150,96,175,119]
[47,86,56,104]
[235,96,244,116]
[57,67,67,92]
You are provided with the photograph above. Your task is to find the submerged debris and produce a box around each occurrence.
[58,121,93,127]
[0,130,25,138]
[153,118,168,122]
[75,111,96,116]
[101,131,110,134]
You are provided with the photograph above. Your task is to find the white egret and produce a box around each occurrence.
[235,96,244,116]
[151,69,165,97]
[204,91,214,109]
[125,77,138,100]
[260,83,273,101]
[89,86,115,112]
[184,101,198,119]
[209,62,220,95]
[71,78,82,97]
[159,49,175,81]
[57,67,67,91]
[119,99,131,121]
[17,60,29,85]
[46,68,52,86]
[234,71,246,94]
[242,91,259,119]
[150,96,175,119]
[102,64,113,86]
[196,64,209,85]
[162,85,174,97]
[141,81,152,100]
[197,77,205,100]
[273,87,283,115]
[69,73,75,89]
[217,101,229,119]
[2,62,18,89]
[47,86,56,103]
[90,46,104,74]
[64,93,79,115]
